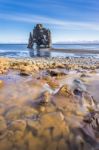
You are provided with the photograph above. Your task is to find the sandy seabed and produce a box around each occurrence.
[0,57,99,150]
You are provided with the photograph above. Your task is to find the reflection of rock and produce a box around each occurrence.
[29,49,35,57]
[27,32,33,49]
[27,24,52,49]
[29,48,51,57]
[36,49,51,57]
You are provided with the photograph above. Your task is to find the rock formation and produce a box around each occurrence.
[27,24,52,49]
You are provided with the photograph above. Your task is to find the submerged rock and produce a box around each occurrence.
[40,112,67,139]
[72,79,96,110]
[20,71,30,76]
[10,120,26,132]
[46,78,59,89]
[80,73,90,78]
[0,116,7,140]
[0,104,5,115]
[77,111,99,148]
[73,79,86,93]
[82,93,96,111]
[37,91,52,105]
[56,84,73,98]
[0,116,7,131]
[21,106,38,118]
[5,107,22,121]
[47,69,67,77]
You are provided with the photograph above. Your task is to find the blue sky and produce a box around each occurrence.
[0,0,99,43]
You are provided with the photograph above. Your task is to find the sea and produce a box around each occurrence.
[0,43,99,58]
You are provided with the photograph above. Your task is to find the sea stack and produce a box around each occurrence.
[27,24,52,49]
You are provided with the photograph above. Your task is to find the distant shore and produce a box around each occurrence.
[51,47,99,54]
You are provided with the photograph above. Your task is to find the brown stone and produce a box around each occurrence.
[10,120,26,132]
[0,80,4,88]
[46,141,58,150]
[57,139,68,150]
[56,84,73,98]
[5,107,22,121]
[47,69,67,77]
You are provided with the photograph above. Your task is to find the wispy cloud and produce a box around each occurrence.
[0,0,99,23]
[0,13,99,31]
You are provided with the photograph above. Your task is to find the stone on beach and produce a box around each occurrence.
[56,84,73,97]
[0,80,4,88]
[47,69,68,77]
[19,65,39,76]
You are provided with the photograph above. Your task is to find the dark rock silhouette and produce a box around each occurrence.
[27,24,52,49]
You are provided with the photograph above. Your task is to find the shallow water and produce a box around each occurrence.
[0,44,99,58]
[0,71,42,103]
[0,68,99,149]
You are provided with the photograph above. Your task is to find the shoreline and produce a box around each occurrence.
[0,57,99,72]
[51,47,99,54]
[0,57,99,74]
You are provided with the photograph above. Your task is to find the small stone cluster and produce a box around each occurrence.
[27,24,52,49]
[0,57,99,75]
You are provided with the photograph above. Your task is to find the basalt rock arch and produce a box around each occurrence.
[27,24,52,49]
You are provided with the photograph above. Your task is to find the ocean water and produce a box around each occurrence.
[0,43,99,58]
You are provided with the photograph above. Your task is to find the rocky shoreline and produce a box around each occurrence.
[0,57,99,74]
[0,57,99,150]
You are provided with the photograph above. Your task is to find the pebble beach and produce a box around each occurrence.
[0,57,99,150]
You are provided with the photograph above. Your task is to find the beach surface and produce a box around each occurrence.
[52,47,99,54]
[0,57,99,150]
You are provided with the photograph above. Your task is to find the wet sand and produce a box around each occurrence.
[51,48,99,54]
[0,57,99,150]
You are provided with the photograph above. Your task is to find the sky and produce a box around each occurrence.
[0,0,99,43]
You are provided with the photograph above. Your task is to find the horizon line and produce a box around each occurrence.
[1,41,99,45]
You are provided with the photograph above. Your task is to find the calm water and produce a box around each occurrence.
[0,43,99,58]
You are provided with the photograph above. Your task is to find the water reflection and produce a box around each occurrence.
[27,48,96,59]
[29,47,51,57]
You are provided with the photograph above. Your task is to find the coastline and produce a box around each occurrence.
[0,57,99,72]
[51,47,99,54]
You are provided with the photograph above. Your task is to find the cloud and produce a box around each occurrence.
[0,0,99,23]
[0,13,99,31]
